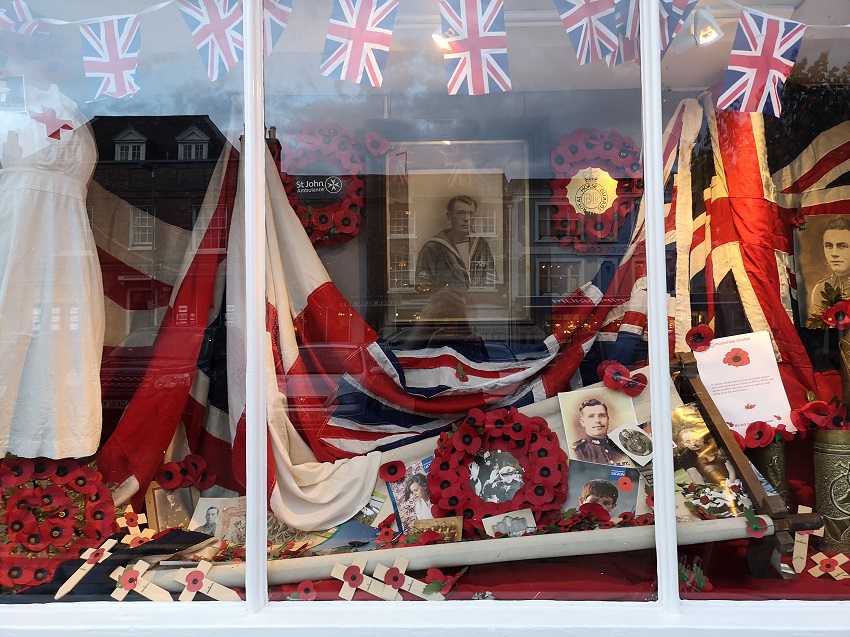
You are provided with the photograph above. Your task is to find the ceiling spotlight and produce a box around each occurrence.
[432,26,457,51]
[693,7,723,46]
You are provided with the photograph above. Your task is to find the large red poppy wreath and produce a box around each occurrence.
[277,123,390,249]
[549,128,643,251]
[427,407,569,538]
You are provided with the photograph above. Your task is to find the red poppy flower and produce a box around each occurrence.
[377,526,396,543]
[333,208,360,234]
[775,424,797,441]
[52,459,81,485]
[182,454,207,475]
[185,569,206,593]
[155,462,182,490]
[42,520,74,549]
[528,456,562,487]
[69,465,101,495]
[40,484,72,511]
[746,518,767,539]
[297,579,317,601]
[342,565,363,588]
[424,568,456,595]
[120,569,140,591]
[364,131,390,156]
[435,482,468,512]
[602,362,630,389]
[0,555,34,588]
[379,460,406,483]
[0,464,19,489]
[618,476,634,492]
[194,468,217,490]
[579,502,611,522]
[645,493,654,508]
[85,500,117,535]
[823,301,850,328]
[7,487,42,512]
[790,210,806,228]
[311,208,335,233]
[685,324,714,352]
[619,511,635,523]
[584,214,613,240]
[483,410,510,435]
[744,421,774,448]
[723,348,750,367]
[122,510,141,528]
[179,463,197,488]
[417,530,443,546]
[23,530,51,552]
[526,482,555,507]
[826,401,848,430]
[30,557,52,586]
[596,359,616,381]
[551,144,578,172]
[818,557,839,573]
[4,457,34,485]
[452,424,482,456]
[129,535,152,548]
[622,372,647,397]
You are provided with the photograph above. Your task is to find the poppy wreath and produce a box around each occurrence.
[0,457,119,593]
[277,123,389,248]
[427,407,569,539]
[549,128,643,251]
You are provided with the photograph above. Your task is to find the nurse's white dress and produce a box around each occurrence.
[0,83,103,458]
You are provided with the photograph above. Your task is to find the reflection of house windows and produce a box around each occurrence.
[472,207,496,238]
[113,126,147,161]
[388,248,414,291]
[388,205,413,237]
[537,259,583,297]
[192,204,228,253]
[130,207,155,250]
[177,126,210,160]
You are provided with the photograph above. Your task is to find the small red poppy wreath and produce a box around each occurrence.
[685,324,714,352]
[379,461,406,483]
[278,122,368,249]
[428,407,568,538]
[549,128,643,252]
[723,348,750,367]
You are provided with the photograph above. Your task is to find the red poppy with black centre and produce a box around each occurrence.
[744,421,774,448]
[5,457,34,484]
[30,557,51,585]
[52,459,81,485]
[312,208,335,232]
[69,465,101,495]
[685,324,714,352]
[179,463,197,488]
[6,508,38,541]
[526,482,554,507]
[819,558,838,573]
[618,476,634,491]
[7,487,43,512]
[364,131,390,156]
[377,526,395,542]
[23,530,51,552]
[723,347,750,367]
[602,361,630,389]
[0,555,34,588]
[826,401,848,430]
[297,579,318,601]
[378,460,406,483]
[155,462,183,489]
[185,570,206,593]
[342,565,363,588]
[182,454,207,475]
[43,521,73,548]
[622,372,647,397]
[584,213,613,240]
[120,569,140,591]
[823,301,850,329]
[194,468,217,490]
[333,207,360,234]
[452,424,482,455]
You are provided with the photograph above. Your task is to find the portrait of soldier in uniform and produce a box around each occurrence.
[570,398,630,466]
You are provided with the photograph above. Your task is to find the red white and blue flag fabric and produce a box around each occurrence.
[606,0,639,67]
[79,17,141,101]
[0,0,46,36]
[438,0,511,95]
[177,0,244,82]
[716,9,806,117]
[263,0,292,58]
[319,0,400,88]
[658,0,698,51]
[552,0,618,66]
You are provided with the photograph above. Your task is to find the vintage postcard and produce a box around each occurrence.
[481,508,536,538]
[386,455,434,535]
[412,516,463,543]
[609,422,654,466]
[559,387,638,467]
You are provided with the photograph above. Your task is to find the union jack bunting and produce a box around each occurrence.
[319,0,400,88]
[438,0,511,95]
[263,0,292,58]
[658,0,698,50]
[79,17,141,100]
[716,9,806,117]
[552,0,618,66]
[606,0,639,67]
[177,0,244,82]
[0,0,46,36]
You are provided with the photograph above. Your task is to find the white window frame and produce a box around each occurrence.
[129,206,155,250]
[6,1,848,634]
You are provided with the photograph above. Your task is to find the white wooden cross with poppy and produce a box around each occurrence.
[372,556,445,601]
[176,560,241,601]
[792,505,824,574]
[808,552,850,579]
[109,559,172,602]
[330,555,384,600]
[116,504,147,537]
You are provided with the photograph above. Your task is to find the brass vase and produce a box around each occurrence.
[813,429,850,551]
[747,436,789,506]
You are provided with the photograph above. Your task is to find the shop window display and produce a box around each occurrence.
[0,0,849,626]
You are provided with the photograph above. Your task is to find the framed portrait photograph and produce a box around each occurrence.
[558,387,639,467]
[794,214,850,322]
[365,119,542,331]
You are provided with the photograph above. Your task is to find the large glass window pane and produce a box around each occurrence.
[0,0,247,602]
[665,0,850,599]
[263,0,657,602]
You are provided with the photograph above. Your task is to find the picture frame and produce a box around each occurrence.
[793,214,850,322]
[143,481,199,532]
[365,118,546,333]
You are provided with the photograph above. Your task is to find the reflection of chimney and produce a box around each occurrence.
[268,126,276,140]
[265,124,281,171]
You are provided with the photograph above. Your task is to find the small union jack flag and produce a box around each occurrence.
[80,16,141,100]
[439,0,511,95]
[0,0,46,36]
[658,0,698,50]
[553,0,619,66]
[177,0,244,82]
[263,0,291,58]
[717,9,806,117]
[606,0,639,67]
[319,0,399,87]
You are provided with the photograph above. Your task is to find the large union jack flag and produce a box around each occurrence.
[319,0,399,88]
[659,0,698,50]
[177,0,244,82]
[552,0,618,66]
[716,9,806,117]
[79,16,141,100]
[263,0,292,58]
[439,0,511,95]
[0,0,46,36]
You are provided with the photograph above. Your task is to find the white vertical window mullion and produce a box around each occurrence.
[638,0,679,612]
[242,0,269,613]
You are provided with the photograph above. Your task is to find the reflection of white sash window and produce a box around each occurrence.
[130,207,155,250]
